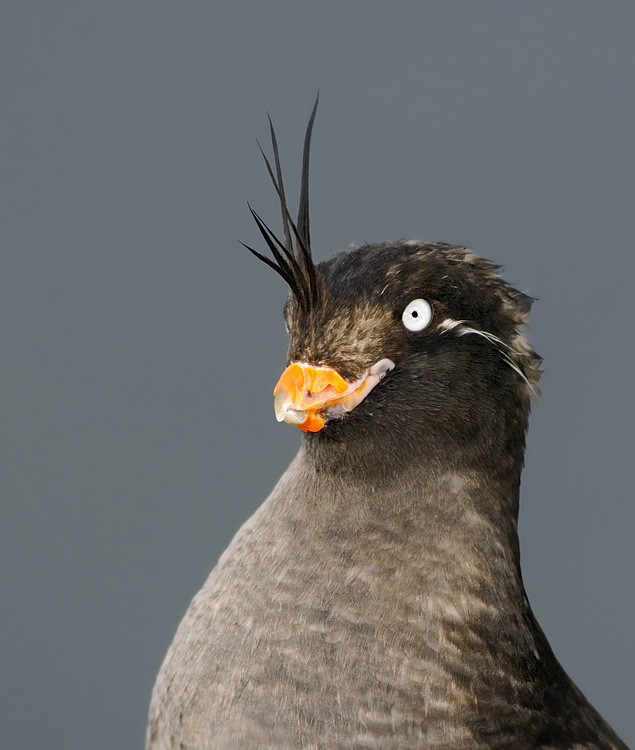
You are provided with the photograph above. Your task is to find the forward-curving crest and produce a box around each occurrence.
[242,96,320,313]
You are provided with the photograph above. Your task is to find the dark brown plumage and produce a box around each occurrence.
[146,103,628,750]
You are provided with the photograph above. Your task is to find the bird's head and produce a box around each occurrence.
[243,100,541,476]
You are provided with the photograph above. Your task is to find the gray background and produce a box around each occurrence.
[2,3,634,748]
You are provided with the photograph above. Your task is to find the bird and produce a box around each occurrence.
[146,100,628,750]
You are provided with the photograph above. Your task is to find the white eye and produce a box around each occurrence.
[402,298,433,332]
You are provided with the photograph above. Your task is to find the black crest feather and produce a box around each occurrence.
[242,96,320,313]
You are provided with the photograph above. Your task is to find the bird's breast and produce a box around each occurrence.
[148,457,552,749]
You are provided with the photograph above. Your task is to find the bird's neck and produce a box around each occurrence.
[266,441,573,733]
[297,434,526,614]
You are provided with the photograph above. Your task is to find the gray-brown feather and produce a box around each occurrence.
[147,450,625,749]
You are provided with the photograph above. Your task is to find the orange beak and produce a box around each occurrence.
[273,359,395,432]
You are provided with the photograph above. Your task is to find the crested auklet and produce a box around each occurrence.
[146,101,628,750]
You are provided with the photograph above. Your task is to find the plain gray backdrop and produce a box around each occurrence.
[2,3,634,748]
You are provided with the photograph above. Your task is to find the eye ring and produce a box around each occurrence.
[402,298,433,332]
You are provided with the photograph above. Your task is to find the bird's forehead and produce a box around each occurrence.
[286,293,395,377]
